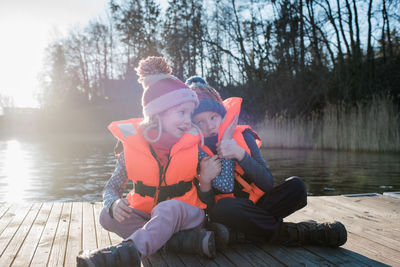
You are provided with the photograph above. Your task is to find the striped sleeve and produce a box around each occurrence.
[103,152,129,214]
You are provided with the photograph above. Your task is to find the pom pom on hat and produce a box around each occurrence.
[136,57,172,81]
[135,57,198,118]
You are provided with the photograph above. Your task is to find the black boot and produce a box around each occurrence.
[164,228,216,258]
[279,220,347,247]
[207,222,230,250]
[229,230,266,244]
[76,240,141,267]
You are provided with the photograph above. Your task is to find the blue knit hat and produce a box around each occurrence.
[186,76,208,87]
[185,76,227,118]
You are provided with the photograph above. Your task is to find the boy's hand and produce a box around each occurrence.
[221,115,238,140]
[217,139,245,161]
[111,198,133,223]
[218,115,244,160]
[199,155,221,191]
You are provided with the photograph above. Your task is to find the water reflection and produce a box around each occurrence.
[0,138,399,202]
[1,140,32,202]
[262,148,400,196]
[0,137,117,203]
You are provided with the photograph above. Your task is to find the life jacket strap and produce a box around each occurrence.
[134,180,193,203]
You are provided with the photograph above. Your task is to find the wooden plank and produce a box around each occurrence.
[110,231,123,245]
[141,258,152,267]
[64,202,83,267]
[354,195,400,213]
[195,253,221,267]
[82,202,97,250]
[0,203,32,257]
[276,204,385,266]
[206,253,234,267]
[0,197,398,267]
[30,202,63,267]
[260,244,335,266]
[0,203,18,237]
[47,202,72,267]
[239,243,285,266]
[93,203,122,245]
[383,192,400,200]
[176,252,204,266]
[257,244,310,266]
[93,202,112,248]
[313,196,400,232]
[11,202,53,267]
[0,203,41,266]
[302,246,386,267]
[0,203,11,219]
[220,244,257,266]
[289,208,392,267]
[322,196,400,221]
[231,243,278,266]
[146,250,168,267]
[287,200,400,266]
[304,197,400,251]
[159,250,184,266]
[343,233,399,266]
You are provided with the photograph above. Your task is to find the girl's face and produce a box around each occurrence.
[159,101,196,139]
[192,111,223,138]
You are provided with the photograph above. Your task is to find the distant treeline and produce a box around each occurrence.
[20,0,400,150]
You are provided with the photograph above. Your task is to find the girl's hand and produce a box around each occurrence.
[217,139,245,161]
[199,155,221,191]
[111,198,133,223]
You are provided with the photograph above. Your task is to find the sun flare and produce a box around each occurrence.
[0,0,109,108]
[2,140,32,202]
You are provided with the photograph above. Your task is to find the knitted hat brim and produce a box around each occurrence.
[192,99,227,118]
[143,88,199,117]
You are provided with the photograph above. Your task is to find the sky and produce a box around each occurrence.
[0,0,110,108]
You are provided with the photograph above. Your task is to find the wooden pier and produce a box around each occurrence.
[0,194,399,266]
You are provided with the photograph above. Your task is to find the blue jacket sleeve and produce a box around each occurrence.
[237,129,274,192]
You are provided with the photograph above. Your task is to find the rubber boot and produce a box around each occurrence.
[76,240,141,267]
[279,220,347,247]
[164,228,216,258]
[207,222,230,250]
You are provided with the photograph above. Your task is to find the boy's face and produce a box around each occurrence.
[160,101,196,139]
[192,111,223,138]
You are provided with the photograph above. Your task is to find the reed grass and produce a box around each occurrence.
[256,95,400,152]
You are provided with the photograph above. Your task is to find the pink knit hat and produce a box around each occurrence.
[136,57,198,118]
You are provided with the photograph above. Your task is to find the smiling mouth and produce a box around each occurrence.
[208,131,217,136]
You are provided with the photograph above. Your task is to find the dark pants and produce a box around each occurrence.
[210,176,307,240]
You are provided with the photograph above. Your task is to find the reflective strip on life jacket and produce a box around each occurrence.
[117,123,137,138]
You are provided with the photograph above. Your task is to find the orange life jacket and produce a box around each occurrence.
[108,118,206,214]
[201,97,265,204]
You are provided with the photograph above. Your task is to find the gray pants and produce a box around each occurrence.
[99,199,205,259]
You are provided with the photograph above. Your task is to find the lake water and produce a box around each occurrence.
[0,137,399,202]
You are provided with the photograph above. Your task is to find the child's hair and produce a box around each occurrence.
[186,76,226,119]
[135,57,199,142]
